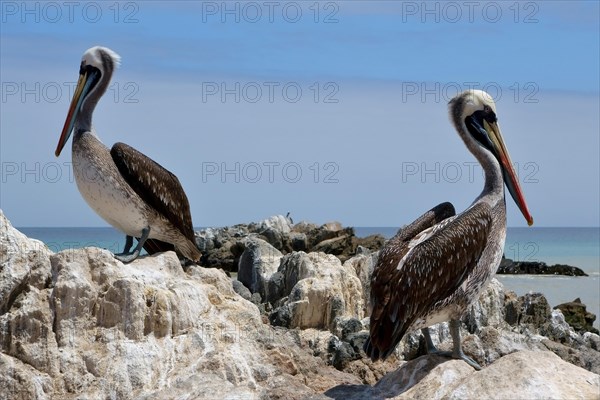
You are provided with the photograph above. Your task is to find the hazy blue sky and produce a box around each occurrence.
[1,1,599,228]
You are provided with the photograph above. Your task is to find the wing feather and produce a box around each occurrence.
[365,202,492,360]
[142,238,175,255]
[111,142,195,242]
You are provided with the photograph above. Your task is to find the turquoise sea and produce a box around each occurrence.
[17,226,600,329]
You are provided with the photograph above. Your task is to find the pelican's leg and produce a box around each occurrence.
[449,319,482,370]
[421,328,440,353]
[121,235,134,254]
[115,227,150,263]
[422,321,482,370]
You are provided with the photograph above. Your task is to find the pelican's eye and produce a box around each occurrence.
[482,105,497,123]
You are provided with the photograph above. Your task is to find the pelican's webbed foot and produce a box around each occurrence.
[114,228,150,263]
[451,347,482,370]
[448,319,482,370]
[422,321,482,370]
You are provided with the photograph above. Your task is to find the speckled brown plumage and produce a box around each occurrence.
[364,202,493,360]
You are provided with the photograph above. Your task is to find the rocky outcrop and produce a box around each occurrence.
[237,237,283,301]
[195,225,249,272]
[2,209,599,399]
[195,215,385,271]
[497,257,587,276]
[555,298,599,334]
[0,213,52,315]
[342,251,378,316]
[238,237,600,378]
[322,351,600,400]
[0,210,362,399]
[268,252,364,332]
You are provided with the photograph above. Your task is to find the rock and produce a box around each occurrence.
[289,232,308,252]
[267,271,286,305]
[517,292,552,328]
[197,218,385,272]
[237,237,283,300]
[306,225,353,250]
[343,252,379,315]
[232,279,252,301]
[463,278,509,333]
[257,215,292,235]
[272,252,320,302]
[269,252,364,331]
[196,225,249,271]
[555,298,599,334]
[323,351,600,399]
[6,209,599,399]
[291,221,318,234]
[294,328,339,374]
[584,332,600,351]
[0,212,365,399]
[319,221,342,232]
[201,242,237,271]
[546,264,588,276]
[541,338,600,375]
[195,227,216,252]
[539,309,582,345]
[258,227,286,251]
[352,234,385,254]
[329,336,360,370]
[336,318,363,341]
[0,210,53,315]
[503,290,521,326]
[313,235,353,257]
[497,257,587,276]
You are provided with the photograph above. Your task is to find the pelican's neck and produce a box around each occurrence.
[474,144,505,206]
[75,68,112,134]
[455,123,505,207]
[75,108,93,133]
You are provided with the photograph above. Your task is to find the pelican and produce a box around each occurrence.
[363,90,533,370]
[55,46,201,264]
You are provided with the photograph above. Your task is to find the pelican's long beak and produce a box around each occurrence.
[55,69,95,157]
[483,120,534,226]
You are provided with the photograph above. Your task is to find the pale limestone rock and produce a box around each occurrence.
[0,213,359,399]
[323,351,600,399]
[270,252,364,331]
[446,351,600,400]
[464,278,508,331]
[322,221,343,232]
[257,215,292,234]
[343,252,378,315]
[0,210,52,314]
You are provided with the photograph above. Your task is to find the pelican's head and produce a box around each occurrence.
[55,46,120,157]
[449,90,533,226]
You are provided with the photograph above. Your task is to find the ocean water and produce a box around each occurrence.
[17,226,600,329]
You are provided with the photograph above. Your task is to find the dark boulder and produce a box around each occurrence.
[504,292,552,328]
[554,298,599,334]
[497,257,587,276]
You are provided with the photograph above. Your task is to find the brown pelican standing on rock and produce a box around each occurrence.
[55,46,201,264]
[364,90,533,370]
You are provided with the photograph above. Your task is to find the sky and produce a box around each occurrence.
[1,1,599,228]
